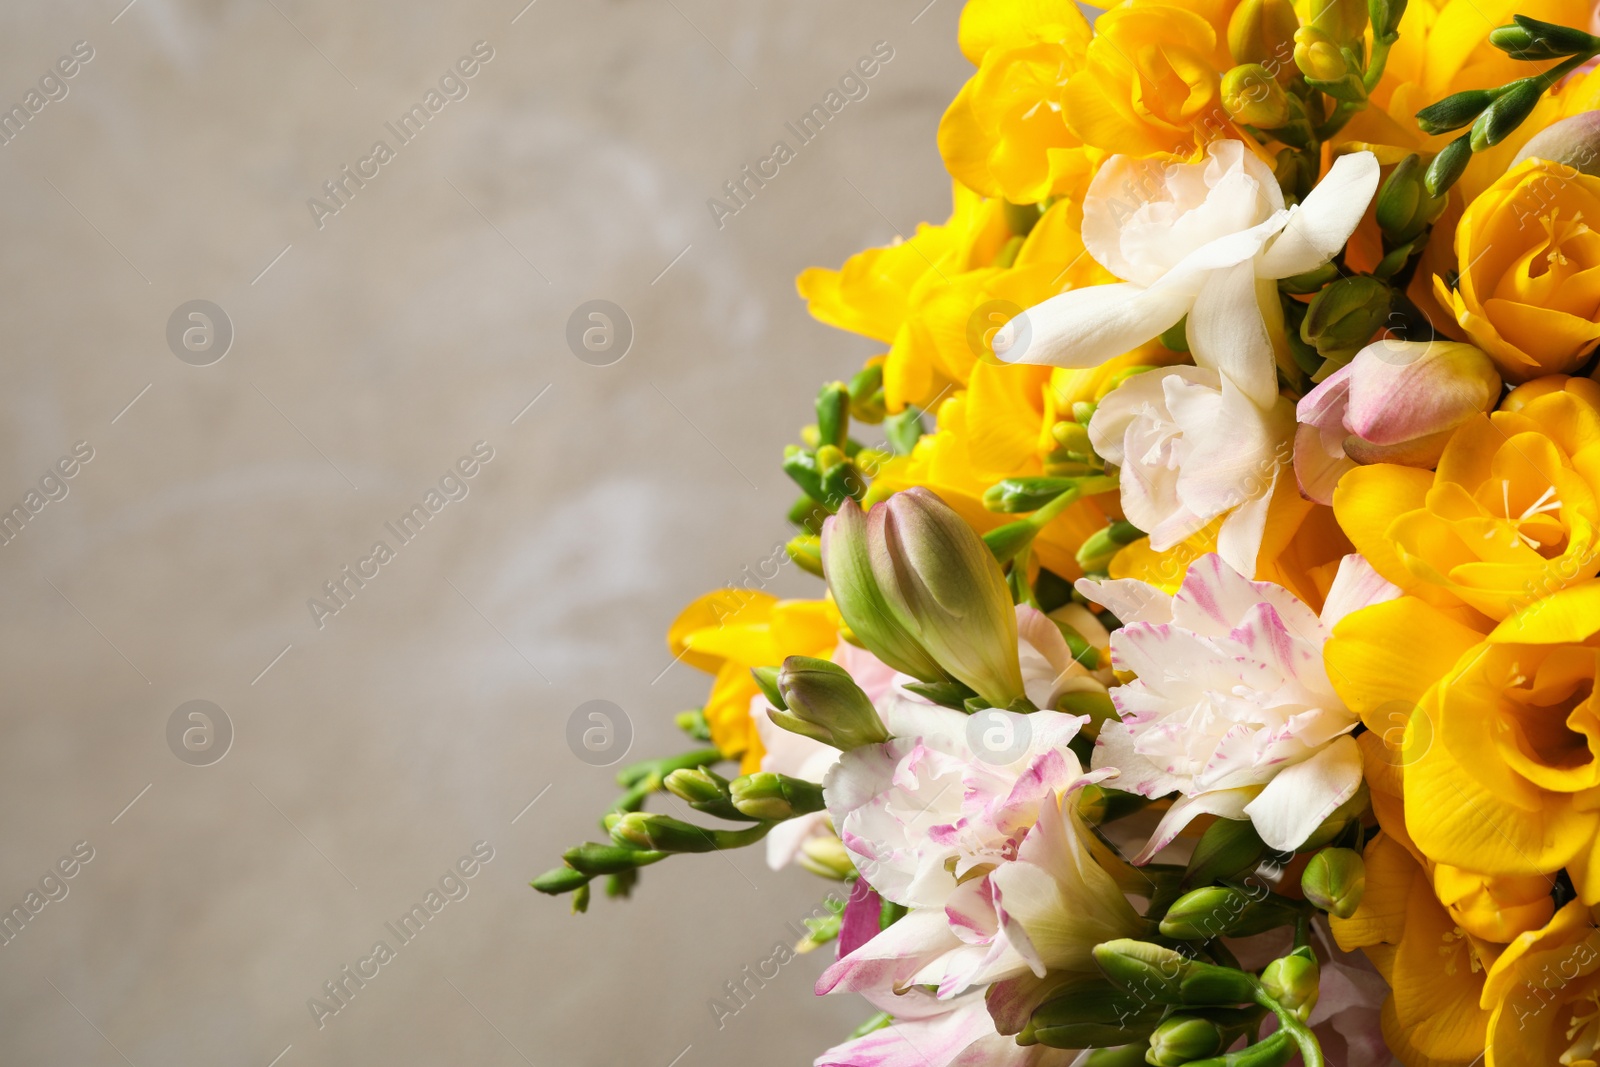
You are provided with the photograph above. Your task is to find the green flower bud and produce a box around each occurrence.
[1147,1016,1228,1066]
[783,445,827,501]
[786,533,824,577]
[867,488,1027,707]
[1029,981,1166,1050]
[728,772,826,820]
[984,476,1081,513]
[1293,26,1349,82]
[772,655,890,751]
[797,834,855,880]
[1227,0,1300,66]
[1512,111,1600,175]
[1084,1047,1152,1067]
[610,812,720,853]
[1376,153,1447,244]
[663,766,730,806]
[1415,88,1497,134]
[1223,64,1292,127]
[1471,79,1544,151]
[562,841,662,875]
[1424,134,1475,196]
[1301,276,1392,359]
[1094,940,1187,1003]
[816,381,850,451]
[1300,781,1369,849]
[1160,886,1253,940]
[1076,520,1144,574]
[883,407,925,456]
[531,865,591,895]
[751,665,786,710]
[1185,818,1267,887]
[1308,0,1367,42]
[1302,847,1367,918]
[1490,14,1598,60]
[821,498,948,682]
[1370,0,1409,40]
[983,517,1043,565]
[847,363,887,424]
[1261,948,1320,1022]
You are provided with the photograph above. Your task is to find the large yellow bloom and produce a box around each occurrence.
[1330,832,1496,1067]
[938,0,1097,202]
[1437,159,1600,383]
[667,591,839,773]
[1062,3,1231,158]
[1333,381,1600,621]
[1481,899,1600,1066]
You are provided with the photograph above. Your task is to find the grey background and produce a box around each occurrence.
[0,1,966,1064]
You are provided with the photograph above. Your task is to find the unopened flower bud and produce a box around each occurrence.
[816,381,850,450]
[1223,64,1292,127]
[1332,341,1499,467]
[1376,153,1447,244]
[1027,981,1164,1049]
[728,772,826,820]
[797,834,855,880]
[1490,14,1598,60]
[1471,79,1543,152]
[786,533,824,577]
[750,665,786,710]
[1261,948,1320,1022]
[1301,276,1392,359]
[1425,134,1475,196]
[868,488,1027,707]
[1184,817,1267,887]
[1307,0,1367,42]
[847,362,887,424]
[1093,940,1187,1003]
[1075,520,1143,574]
[1160,886,1251,940]
[1370,0,1409,40]
[1302,847,1366,918]
[984,476,1080,513]
[1512,110,1600,175]
[1228,0,1300,67]
[772,655,890,751]
[531,865,591,895]
[1147,1016,1227,1066]
[663,767,730,807]
[610,812,719,853]
[1415,88,1497,135]
[1293,26,1349,82]
[821,498,948,682]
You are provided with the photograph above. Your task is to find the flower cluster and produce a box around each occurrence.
[535,1,1600,1065]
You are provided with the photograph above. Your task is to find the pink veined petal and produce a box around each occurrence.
[1170,553,1322,639]
[1255,152,1381,279]
[816,907,961,995]
[839,879,885,960]
[1133,787,1258,864]
[1318,553,1402,630]
[1243,734,1364,850]
[813,993,997,1067]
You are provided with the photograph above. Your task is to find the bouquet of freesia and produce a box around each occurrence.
[536,1,1600,1063]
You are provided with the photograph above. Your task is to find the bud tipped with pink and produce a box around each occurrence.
[1294,339,1501,503]
[821,489,1025,707]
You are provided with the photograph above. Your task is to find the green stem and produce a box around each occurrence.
[1253,984,1324,1067]
[1363,34,1395,92]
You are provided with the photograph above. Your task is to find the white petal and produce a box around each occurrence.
[1215,468,1277,578]
[1255,152,1381,279]
[1133,787,1258,864]
[1187,260,1279,408]
[1074,577,1174,626]
[993,281,1193,369]
[1243,734,1364,851]
[1319,553,1402,630]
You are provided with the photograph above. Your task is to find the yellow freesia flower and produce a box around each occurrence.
[1330,832,1496,1067]
[1062,3,1232,158]
[667,591,840,773]
[881,195,1114,412]
[1480,899,1600,1066]
[795,181,1009,346]
[1437,158,1600,382]
[1332,382,1600,621]
[871,393,1110,580]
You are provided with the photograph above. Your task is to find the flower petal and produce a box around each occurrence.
[993,280,1193,369]
[1243,734,1363,850]
[1256,152,1381,279]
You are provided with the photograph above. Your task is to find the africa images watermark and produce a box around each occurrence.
[0,40,95,147]
[706,41,895,230]
[306,441,496,629]
[306,41,496,231]
[306,840,495,1029]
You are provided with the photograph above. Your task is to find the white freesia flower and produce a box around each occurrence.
[993,141,1380,411]
[1090,365,1294,576]
[1077,552,1399,859]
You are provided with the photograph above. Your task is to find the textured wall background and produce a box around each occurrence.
[0,1,967,1063]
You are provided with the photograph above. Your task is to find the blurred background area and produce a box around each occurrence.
[0,0,968,1063]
